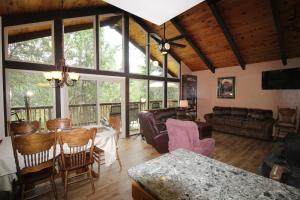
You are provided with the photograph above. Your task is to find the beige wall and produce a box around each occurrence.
[191,57,300,121]
[181,61,192,75]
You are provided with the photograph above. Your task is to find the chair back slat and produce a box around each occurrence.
[12,132,56,174]
[47,118,71,131]
[10,121,40,135]
[59,128,96,170]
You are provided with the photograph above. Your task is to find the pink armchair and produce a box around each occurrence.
[166,119,215,157]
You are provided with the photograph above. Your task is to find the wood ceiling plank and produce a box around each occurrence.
[0,0,107,16]
[216,0,281,65]
[279,0,300,60]
[207,0,246,69]
[176,2,238,69]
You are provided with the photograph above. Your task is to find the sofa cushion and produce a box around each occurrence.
[152,108,177,122]
[244,120,265,130]
[212,117,226,125]
[213,106,231,116]
[230,107,248,118]
[248,109,273,120]
[226,116,244,127]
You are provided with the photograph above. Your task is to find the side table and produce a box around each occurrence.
[195,120,212,139]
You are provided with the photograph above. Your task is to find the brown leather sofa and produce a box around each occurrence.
[138,108,192,153]
[204,106,274,140]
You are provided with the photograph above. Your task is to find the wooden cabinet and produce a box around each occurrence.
[182,75,197,120]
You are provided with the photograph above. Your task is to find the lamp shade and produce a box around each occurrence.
[179,100,188,108]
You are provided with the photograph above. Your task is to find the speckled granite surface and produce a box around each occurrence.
[128,149,300,200]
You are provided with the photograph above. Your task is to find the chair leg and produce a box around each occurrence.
[64,171,68,200]
[116,150,122,170]
[98,158,101,176]
[20,184,25,200]
[88,166,95,194]
[50,175,58,200]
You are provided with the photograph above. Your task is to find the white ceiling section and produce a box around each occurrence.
[103,0,205,25]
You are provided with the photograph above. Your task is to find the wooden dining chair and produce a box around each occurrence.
[46,118,72,131]
[11,131,58,200]
[58,128,96,200]
[94,116,122,175]
[10,120,40,135]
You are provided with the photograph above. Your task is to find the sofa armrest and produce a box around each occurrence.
[153,131,169,154]
[204,113,213,122]
[263,118,275,140]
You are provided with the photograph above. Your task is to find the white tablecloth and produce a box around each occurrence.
[0,127,116,191]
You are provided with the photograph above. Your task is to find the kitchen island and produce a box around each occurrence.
[128,148,300,200]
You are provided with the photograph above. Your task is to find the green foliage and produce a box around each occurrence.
[64,29,95,68]
[99,81,121,103]
[129,79,147,102]
[68,80,97,105]
[8,71,53,107]
[8,36,53,64]
[99,26,122,71]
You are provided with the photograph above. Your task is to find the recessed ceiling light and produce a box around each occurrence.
[103,0,205,25]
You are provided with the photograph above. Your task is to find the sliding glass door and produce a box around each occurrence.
[63,75,125,137]
[68,79,97,126]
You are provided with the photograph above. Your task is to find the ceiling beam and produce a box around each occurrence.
[170,17,215,73]
[270,0,287,65]
[207,0,246,70]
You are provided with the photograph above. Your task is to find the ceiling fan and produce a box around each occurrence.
[151,23,186,54]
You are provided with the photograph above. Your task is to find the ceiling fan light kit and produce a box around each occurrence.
[152,23,186,55]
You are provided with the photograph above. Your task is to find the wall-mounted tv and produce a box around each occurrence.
[262,67,300,90]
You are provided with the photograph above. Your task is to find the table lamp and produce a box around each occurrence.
[179,100,189,109]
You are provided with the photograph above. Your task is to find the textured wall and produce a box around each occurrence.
[192,58,300,121]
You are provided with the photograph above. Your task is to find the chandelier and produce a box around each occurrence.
[44,58,80,88]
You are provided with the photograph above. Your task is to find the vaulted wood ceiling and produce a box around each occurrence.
[1,0,299,72]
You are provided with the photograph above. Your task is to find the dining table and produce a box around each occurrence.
[0,126,117,191]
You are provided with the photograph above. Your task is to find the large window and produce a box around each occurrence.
[167,82,180,107]
[167,55,180,78]
[99,14,123,72]
[149,37,164,77]
[129,18,147,75]
[5,21,54,65]
[149,80,164,109]
[7,70,55,128]
[68,79,97,126]
[64,17,95,69]
[3,14,181,137]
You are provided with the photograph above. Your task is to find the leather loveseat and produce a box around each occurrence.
[204,106,274,140]
[138,108,192,153]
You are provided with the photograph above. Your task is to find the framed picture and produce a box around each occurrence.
[217,77,235,99]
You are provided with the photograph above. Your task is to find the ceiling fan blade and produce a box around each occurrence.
[167,34,185,42]
[169,42,186,48]
[150,33,162,43]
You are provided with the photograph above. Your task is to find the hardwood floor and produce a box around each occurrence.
[38,132,273,200]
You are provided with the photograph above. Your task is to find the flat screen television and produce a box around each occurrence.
[262,67,300,90]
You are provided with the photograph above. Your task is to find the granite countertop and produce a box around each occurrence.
[128,149,300,200]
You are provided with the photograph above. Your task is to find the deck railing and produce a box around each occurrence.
[10,100,178,128]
